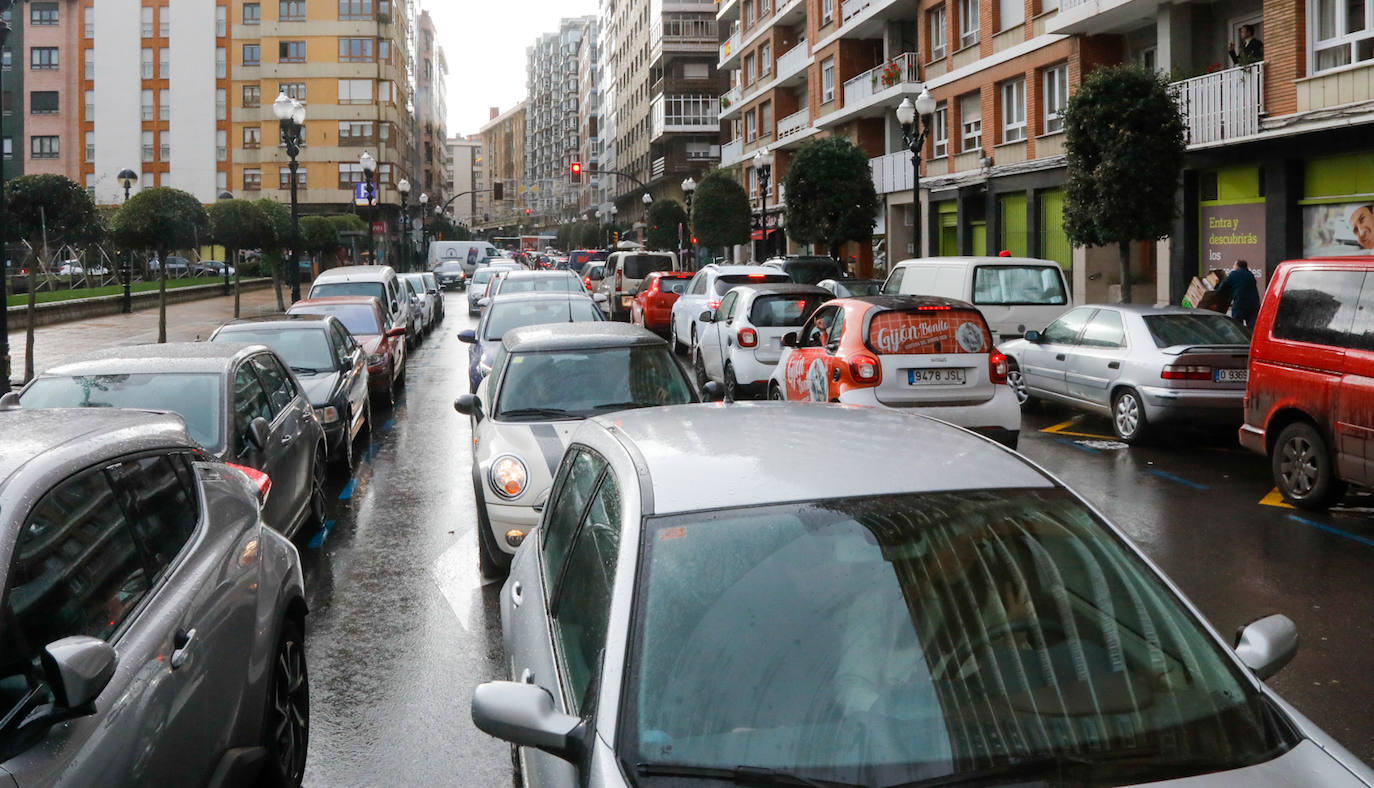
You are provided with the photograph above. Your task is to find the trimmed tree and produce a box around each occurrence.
[110,187,209,344]
[253,198,294,310]
[691,169,751,253]
[209,199,276,318]
[1063,63,1187,303]
[645,199,688,252]
[783,137,879,261]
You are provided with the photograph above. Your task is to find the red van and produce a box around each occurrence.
[1239,257,1374,509]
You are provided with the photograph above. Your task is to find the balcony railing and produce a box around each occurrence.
[870,150,915,194]
[719,28,741,66]
[843,52,920,107]
[720,85,742,115]
[777,107,811,140]
[651,15,719,53]
[842,0,874,23]
[721,137,744,165]
[651,94,721,138]
[1170,62,1265,146]
[776,40,809,81]
[1061,0,1094,10]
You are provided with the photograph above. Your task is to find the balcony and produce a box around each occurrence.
[775,40,810,85]
[651,15,719,61]
[720,85,743,119]
[651,94,721,139]
[776,108,812,142]
[716,0,740,20]
[843,53,920,107]
[843,0,874,23]
[719,27,742,69]
[870,150,915,194]
[721,137,744,166]
[1171,62,1265,146]
[1048,0,1173,34]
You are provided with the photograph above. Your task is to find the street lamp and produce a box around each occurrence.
[753,148,775,260]
[397,178,411,272]
[681,177,697,269]
[896,88,937,258]
[0,10,13,393]
[117,169,139,315]
[641,192,653,244]
[274,91,306,301]
[419,192,429,248]
[216,190,234,295]
[359,151,377,265]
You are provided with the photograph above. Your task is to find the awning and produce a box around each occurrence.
[750,228,780,241]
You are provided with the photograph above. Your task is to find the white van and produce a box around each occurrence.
[308,265,408,337]
[883,256,1072,339]
[427,241,501,276]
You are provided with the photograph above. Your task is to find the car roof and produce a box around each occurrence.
[730,283,832,299]
[893,256,1059,267]
[1083,303,1225,316]
[291,295,383,308]
[488,291,597,306]
[842,294,978,311]
[708,265,786,277]
[503,322,666,352]
[503,270,578,279]
[37,341,267,376]
[0,408,195,491]
[589,403,1053,515]
[313,265,395,282]
[767,256,840,264]
[218,313,334,329]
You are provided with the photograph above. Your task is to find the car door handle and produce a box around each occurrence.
[1107,361,1121,369]
[519,668,535,684]
[279,433,295,446]
[1055,354,1066,361]
[171,628,196,670]
[510,581,523,608]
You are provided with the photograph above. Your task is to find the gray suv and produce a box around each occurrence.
[0,405,309,786]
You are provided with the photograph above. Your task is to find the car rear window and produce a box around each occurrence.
[972,265,1068,305]
[310,281,387,304]
[621,255,675,279]
[783,260,843,285]
[500,276,581,294]
[749,294,829,327]
[23,373,223,449]
[289,303,382,335]
[437,262,464,273]
[483,299,604,340]
[1143,314,1251,347]
[471,269,496,285]
[866,308,992,354]
[714,273,789,295]
[212,328,335,372]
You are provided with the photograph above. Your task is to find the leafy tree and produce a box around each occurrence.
[555,222,575,250]
[209,199,276,317]
[254,198,294,310]
[645,199,688,251]
[692,169,751,250]
[110,187,209,343]
[427,214,469,241]
[325,215,366,267]
[783,137,880,260]
[575,221,602,249]
[1063,64,1186,303]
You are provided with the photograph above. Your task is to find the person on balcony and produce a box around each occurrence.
[1228,25,1264,67]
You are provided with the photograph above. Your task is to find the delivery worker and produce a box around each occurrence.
[1213,259,1260,328]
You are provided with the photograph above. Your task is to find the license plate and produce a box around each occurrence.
[1215,368,1248,382]
[908,368,967,385]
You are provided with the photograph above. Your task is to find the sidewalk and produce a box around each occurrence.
[6,286,289,381]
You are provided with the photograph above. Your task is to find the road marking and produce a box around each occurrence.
[338,479,357,500]
[1147,469,1209,491]
[307,519,336,549]
[1042,418,1117,441]
[1260,488,1295,509]
[431,531,481,632]
[1287,513,1374,549]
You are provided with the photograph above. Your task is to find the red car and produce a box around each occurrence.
[288,295,407,407]
[1239,256,1374,509]
[630,271,694,333]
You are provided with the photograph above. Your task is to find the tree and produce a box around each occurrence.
[209,199,276,317]
[110,187,209,343]
[691,169,751,250]
[427,214,469,241]
[1063,64,1187,303]
[575,221,602,249]
[784,137,880,261]
[254,199,294,310]
[645,199,688,251]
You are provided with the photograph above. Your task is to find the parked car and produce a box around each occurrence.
[595,251,679,321]
[474,402,1372,788]
[18,342,327,539]
[668,265,791,354]
[211,314,373,471]
[193,259,236,277]
[400,272,438,333]
[884,256,1072,339]
[767,294,1020,448]
[453,323,696,575]
[567,249,608,273]
[761,254,848,284]
[630,271,694,334]
[581,262,607,293]
[288,296,407,407]
[308,265,409,343]
[468,263,522,316]
[1000,305,1251,443]
[818,277,884,297]
[1239,256,1374,508]
[57,260,108,276]
[422,271,445,321]
[459,292,605,393]
[148,255,191,278]
[434,260,467,290]
[483,270,585,307]
[0,406,309,787]
[693,283,831,398]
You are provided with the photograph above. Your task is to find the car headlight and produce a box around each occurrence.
[316,406,340,424]
[489,455,528,499]
[367,353,386,367]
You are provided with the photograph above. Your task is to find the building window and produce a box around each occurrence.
[960,92,981,152]
[932,101,949,157]
[760,100,773,137]
[160,90,169,120]
[85,15,95,38]
[215,6,226,36]
[378,39,390,61]
[244,169,262,191]
[760,41,772,76]
[243,44,261,66]
[821,0,834,24]
[160,132,169,161]
[929,6,947,60]
[85,89,94,119]
[744,0,755,26]
[31,135,58,159]
[243,3,260,24]
[960,0,980,47]
[159,7,169,37]
[338,78,373,103]
[280,82,306,101]
[84,48,93,79]
[281,0,307,22]
[743,53,755,85]
[243,85,261,107]
[142,130,155,161]
[1043,63,1068,133]
[338,162,367,187]
[761,0,771,13]
[217,130,227,161]
[217,171,228,192]
[279,41,306,63]
[279,166,306,189]
[745,109,757,141]
[141,48,153,78]
[216,88,227,120]
[30,91,58,115]
[86,132,95,163]
[1001,78,1026,142]
[821,56,836,102]
[141,6,154,37]
[30,47,58,70]
[339,38,375,63]
[159,47,169,78]
[2,137,10,160]
[216,48,227,78]
[999,0,1025,30]
[2,48,9,71]
[338,120,382,145]
[339,0,373,20]
[1313,0,1370,71]
[141,89,154,121]
[30,3,57,26]
[243,127,262,149]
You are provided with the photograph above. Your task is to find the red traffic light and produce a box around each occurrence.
[570,161,582,176]
[525,208,532,215]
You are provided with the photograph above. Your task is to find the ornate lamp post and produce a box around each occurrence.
[419,192,429,247]
[681,176,697,269]
[753,149,775,261]
[359,151,377,264]
[216,190,234,294]
[640,191,652,244]
[116,169,139,315]
[273,91,306,301]
[896,88,937,258]
[397,178,411,273]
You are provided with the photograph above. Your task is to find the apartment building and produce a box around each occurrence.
[448,134,485,225]
[18,0,79,182]
[525,18,594,225]
[576,17,603,216]
[1,5,23,177]
[478,102,527,231]
[415,11,447,198]
[596,0,618,222]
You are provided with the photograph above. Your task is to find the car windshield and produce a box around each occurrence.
[627,489,1292,787]
[437,262,464,273]
[973,265,1068,305]
[403,277,425,295]
[471,269,497,286]
[749,294,828,327]
[500,276,581,294]
[289,304,382,335]
[483,299,603,340]
[784,260,843,284]
[865,308,992,354]
[841,280,883,296]
[1144,314,1251,347]
[622,254,674,279]
[495,346,692,419]
[213,328,335,373]
[310,281,387,303]
[22,373,223,449]
[714,273,789,296]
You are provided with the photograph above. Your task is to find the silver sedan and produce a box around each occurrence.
[1000,304,1251,442]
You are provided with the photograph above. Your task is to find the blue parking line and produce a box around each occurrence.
[365,442,381,461]
[338,478,357,500]
[1054,437,1100,454]
[307,519,336,549]
[381,418,395,433]
[1287,514,1374,549]
[1148,469,1209,491]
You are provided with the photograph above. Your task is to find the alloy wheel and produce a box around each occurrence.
[1113,391,1141,440]
[1007,365,1029,405]
[267,622,309,786]
[1279,434,1319,497]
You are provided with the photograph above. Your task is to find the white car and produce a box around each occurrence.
[453,322,698,576]
[399,272,437,332]
[692,283,831,399]
[667,264,790,355]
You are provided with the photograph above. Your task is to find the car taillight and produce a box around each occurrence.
[849,354,881,385]
[583,276,592,290]
[1162,364,1212,380]
[737,327,758,347]
[708,298,721,310]
[647,277,661,296]
[918,304,952,310]
[226,462,272,505]
[989,352,1009,384]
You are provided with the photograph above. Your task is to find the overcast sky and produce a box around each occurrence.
[427,0,599,139]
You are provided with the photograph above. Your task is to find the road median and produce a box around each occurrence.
[6,278,276,330]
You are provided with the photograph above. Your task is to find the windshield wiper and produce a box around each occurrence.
[635,762,862,787]
[290,366,329,375]
[589,401,657,411]
[497,407,575,419]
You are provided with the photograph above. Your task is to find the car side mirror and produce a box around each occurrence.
[387,326,407,338]
[458,329,477,344]
[428,288,439,295]
[42,636,117,711]
[246,416,271,453]
[478,298,491,308]
[471,682,584,763]
[699,310,715,323]
[1234,614,1298,680]
[781,332,798,348]
[1023,329,1042,343]
[453,393,483,421]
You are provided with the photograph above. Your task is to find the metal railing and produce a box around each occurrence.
[870,150,915,194]
[843,52,920,107]
[719,28,742,65]
[842,0,874,22]
[651,94,721,138]
[777,107,811,140]
[1170,62,1265,145]
[776,40,810,80]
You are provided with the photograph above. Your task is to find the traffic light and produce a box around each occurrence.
[570,161,582,183]
[492,182,504,200]
[612,231,620,245]
[525,208,532,215]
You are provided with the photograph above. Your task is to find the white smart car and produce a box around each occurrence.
[692,283,831,399]
[667,264,790,354]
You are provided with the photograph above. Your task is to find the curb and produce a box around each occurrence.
[5,278,277,330]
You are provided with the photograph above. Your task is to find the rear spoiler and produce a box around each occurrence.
[1160,344,1250,356]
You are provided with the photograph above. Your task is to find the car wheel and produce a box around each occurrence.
[724,363,739,401]
[1111,388,1149,444]
[335,415,356,473]
[474,481,512,578]
[769,382,786,401]
[1273,421,1348,510]
[308,445,328,530]
[692,349,709,390]
[395,361,407,391]
[669,320,684,355]
[259,618,308,788]
[1006,360,1032,407]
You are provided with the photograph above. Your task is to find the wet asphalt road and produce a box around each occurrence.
[297,294,1374,785]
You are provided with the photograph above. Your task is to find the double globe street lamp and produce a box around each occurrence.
[273,91,306,301]
[359,151,377,264]
[895,88,938,259]
[397,178,411,272]
[681,177,697,268]
[753,148,775,260]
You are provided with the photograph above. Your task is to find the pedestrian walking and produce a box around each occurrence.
[1214,259,1260,328]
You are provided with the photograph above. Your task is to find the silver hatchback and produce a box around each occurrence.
[473,403,1373,788]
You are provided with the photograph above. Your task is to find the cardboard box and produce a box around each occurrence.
[1182,277,1208,308]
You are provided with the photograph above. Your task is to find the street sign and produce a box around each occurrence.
[354,183,375,207]
[371,221,387,235]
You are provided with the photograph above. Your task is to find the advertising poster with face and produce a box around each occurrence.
[1303,202,1374,257]
[867,312,990,355]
